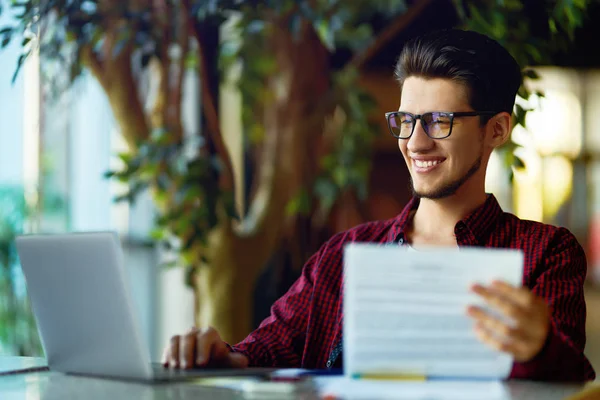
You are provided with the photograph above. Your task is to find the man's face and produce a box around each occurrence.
[398,77,487,199]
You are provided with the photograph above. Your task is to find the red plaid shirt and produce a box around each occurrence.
[232,194,595,381]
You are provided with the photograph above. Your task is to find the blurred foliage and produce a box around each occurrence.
[104,130,238,278]
[0,186,42,356]
[216,1,409,218]
[311,67,379,217]
[453,0,593,173]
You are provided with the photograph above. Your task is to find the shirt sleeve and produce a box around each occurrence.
[510,228,596,381]
[229,240,328,368]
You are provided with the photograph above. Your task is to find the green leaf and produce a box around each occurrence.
[139,163,161,180]
[517,85,530,101]
[184,51,199,69]
[549,18,557,34]
[160,260,179,269]
[314,178,337,201]
[150,228,166,241]
[286,189,311,217]
[248,124,265,144]
[223,191,239,220]
[252,56,276,75]
[513,154,525,169]
[499,0,523,11]
[118,152,133,164]
[12,53,27,84]
[314,19,335,50]
[523,69,539,80]
[180,250,195,267]
[314,178,338,215]
[65,31,76,42]
[524,44,543,63]
[514,103,527,127]
[114,192,135,204]
[320,154,336,169]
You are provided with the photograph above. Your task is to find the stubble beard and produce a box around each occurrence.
[410,153,483,200]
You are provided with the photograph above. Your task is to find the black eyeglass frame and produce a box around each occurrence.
[384,111,499,140]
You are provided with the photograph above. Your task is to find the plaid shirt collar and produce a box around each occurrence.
[386,194,504,246]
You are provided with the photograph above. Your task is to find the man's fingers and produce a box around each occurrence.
[195,327,220,366]
[470,281,551,363]
[197,329,249,368]
[471,284,527,321]
[467,305,526,342]
[487,281,532,308]
[161,345,169,367]
[474,321,508,351]
[473,321,534,362]
[180,328,199,369]
[164,326,247,369]
[228,352,249,368]
[169,335,181,368]
[210,337,232,363]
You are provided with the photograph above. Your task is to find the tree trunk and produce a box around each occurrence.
[82,46,150,149]
[195,226,260,343]
[191,20,330,343]
[82,16,330,344]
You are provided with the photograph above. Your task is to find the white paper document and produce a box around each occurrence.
[315,376,511,400]
[343,243,524,380]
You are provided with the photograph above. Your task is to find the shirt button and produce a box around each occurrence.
[326,360,332,368]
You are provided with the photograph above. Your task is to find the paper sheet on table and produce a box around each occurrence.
[314,376,511,400]
[343,244,524,380]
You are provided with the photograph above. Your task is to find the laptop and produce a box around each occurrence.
[15,232,274,383]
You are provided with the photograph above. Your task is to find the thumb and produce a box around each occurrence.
[227,352,249,368]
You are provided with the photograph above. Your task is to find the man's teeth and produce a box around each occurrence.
[414,160,441,168]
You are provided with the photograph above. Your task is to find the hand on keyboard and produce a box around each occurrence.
[162,326,249,369]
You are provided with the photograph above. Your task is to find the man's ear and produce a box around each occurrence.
[486,112,512,149]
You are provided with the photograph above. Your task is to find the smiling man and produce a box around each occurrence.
[163,29,596,381]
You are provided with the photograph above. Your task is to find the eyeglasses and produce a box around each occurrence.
[385,111,498,140]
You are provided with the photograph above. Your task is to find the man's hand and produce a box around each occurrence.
[161,326,249,369]
[467,280,550,362]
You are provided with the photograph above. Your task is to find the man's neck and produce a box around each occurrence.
[409,191,488,245]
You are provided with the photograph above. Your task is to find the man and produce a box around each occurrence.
[162,29,595,381]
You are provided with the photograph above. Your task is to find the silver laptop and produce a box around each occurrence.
[15,232,273,382]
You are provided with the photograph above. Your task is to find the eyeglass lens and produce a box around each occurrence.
[388,112,452,139]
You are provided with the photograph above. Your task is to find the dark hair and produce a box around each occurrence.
[395,29,522,116]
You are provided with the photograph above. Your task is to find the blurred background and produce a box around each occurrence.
[0,0,599,377]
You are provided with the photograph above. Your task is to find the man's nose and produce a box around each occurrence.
[406,120,435,153]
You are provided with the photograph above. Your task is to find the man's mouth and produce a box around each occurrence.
[411,157,446,172]
[414,159,442,168]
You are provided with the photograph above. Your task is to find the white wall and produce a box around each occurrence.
[68,75,113,232]
[0,9,24,185]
